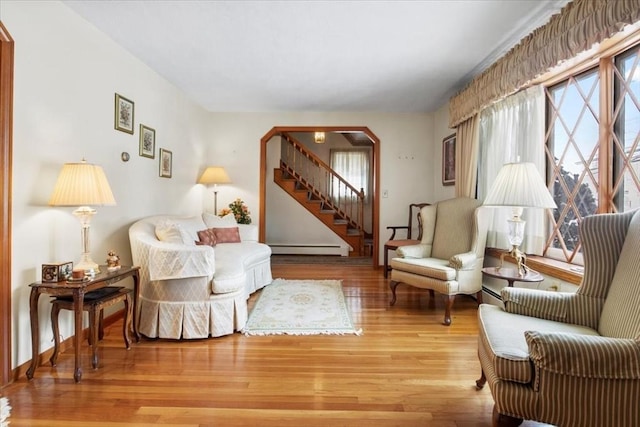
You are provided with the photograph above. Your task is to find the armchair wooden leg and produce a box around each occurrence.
[443,295,455,326]
[389,281,399,306]
[476,290,483,305]
[492,406,523,427]
[476,369,486,389]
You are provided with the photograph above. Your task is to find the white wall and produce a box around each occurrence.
[5,1,212,368]
[207,112,436,261]
[432,102,456,202]
[4,0,454,371]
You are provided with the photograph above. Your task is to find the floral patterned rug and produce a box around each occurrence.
[0,397,10,427]
[242,279,362,336]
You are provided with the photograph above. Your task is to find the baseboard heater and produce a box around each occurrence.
[268,243,348,256]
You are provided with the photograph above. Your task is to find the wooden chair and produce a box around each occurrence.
[383,202,430,278]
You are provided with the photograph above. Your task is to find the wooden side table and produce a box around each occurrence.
[27,265,140,383]
[481,266,543,288]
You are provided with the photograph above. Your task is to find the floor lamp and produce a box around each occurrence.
[49,159,116,276]
[483,162,556,276]
[198,166,231,214]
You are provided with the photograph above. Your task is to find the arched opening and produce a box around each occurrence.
[259,126,380,268]
[0,21,15,386]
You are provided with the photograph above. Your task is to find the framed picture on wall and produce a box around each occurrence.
[139,124,155,158]
[442,133,456,186]
[159,148,172,178]
[114,93,134,134]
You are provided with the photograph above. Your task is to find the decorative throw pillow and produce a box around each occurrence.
[174,216,207,245]
[202,212,238,229]
[155,221,184,244]
[212,227,241,243]
[196,228,217,247]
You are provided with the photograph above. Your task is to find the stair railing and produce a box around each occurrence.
[280,133,365,238]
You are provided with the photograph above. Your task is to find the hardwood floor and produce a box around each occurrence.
[1,264,549,426]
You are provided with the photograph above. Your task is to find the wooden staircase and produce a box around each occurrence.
[274,167,365,256]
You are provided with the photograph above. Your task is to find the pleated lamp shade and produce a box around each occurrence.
[197,166,231,185]
[49,160,116,207]
[483,162,556,209]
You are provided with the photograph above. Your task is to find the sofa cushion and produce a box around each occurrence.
[478,304,600,384]
[175,216,208,244]
[213,227,241,243]
[202,212,237,228]
[155,220,184,244]
[389,257,456,281]
[155,216,207,246]
[196,228,217,247]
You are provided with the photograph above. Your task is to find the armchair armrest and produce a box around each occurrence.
[148,242,215,281]
[396,243,431,258]
[502,287,573,322]
[449,251,478,270]
[386,225,409,241]
[525,331,640,382]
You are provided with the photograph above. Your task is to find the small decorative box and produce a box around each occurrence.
[42,262,73,283]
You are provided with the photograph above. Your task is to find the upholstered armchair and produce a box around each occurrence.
[477,209,640,427]
[389,197,489,325]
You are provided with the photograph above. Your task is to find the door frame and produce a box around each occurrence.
[0,21,14,387]
[259,126,380,268]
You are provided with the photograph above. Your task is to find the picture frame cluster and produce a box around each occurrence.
[114,92,171,178]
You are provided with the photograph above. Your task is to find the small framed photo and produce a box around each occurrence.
[139,124,156,158]
[42,262,73,283]
[159,148,172,178]
[114,93,134,134]
[442,133,456,186]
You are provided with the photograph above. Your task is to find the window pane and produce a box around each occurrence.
[545,68,600,263]
[613,46,640,212]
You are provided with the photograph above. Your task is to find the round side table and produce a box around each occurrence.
[481,266,543,288]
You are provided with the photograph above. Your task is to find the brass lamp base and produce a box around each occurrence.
[498,245,529,276]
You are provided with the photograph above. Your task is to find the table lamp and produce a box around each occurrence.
[198,166,231,214]
[49,159,116,276]
[483,162,556,276]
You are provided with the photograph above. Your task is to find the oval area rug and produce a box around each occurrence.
[242,278,362,336]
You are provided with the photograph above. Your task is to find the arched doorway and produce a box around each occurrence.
[0,21,14,386]
[259,126,380,268]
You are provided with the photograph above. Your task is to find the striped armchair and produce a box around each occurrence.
[476,209,640,427]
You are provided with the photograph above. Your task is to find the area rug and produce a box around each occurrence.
[0,397,10,427]
[242,279,362,336]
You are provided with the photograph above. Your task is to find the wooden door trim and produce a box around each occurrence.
[0,21,14,387]
[259,126,380,268]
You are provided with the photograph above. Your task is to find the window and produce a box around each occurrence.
[544,42,640,263]
[330,149,370,202]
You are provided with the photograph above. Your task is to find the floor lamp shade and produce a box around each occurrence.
[49,160,116,275]
[198,166,231,214]
[483,162,556,275]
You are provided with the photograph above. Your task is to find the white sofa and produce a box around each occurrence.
[128,212,272,339]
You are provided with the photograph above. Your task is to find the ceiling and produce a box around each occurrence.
[64,0,570,113]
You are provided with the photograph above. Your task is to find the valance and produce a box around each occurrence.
[449,0,640,127]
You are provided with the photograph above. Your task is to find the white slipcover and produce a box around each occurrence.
[129,214,272,339]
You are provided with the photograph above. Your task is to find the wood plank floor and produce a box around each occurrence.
[1,264,550,426]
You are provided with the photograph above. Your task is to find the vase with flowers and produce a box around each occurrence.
[219,198,252,224]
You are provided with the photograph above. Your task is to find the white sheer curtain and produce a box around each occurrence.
[330,150,370,202]
[477,85,547,255]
